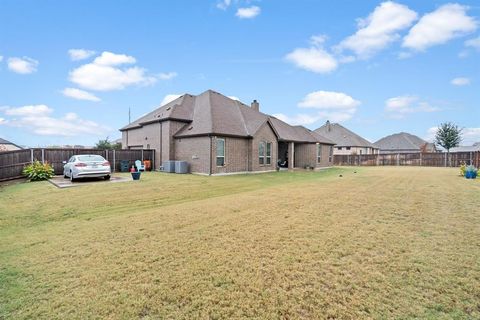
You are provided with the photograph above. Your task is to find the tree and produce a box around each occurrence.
[95,137,112,150]
[435,122,462,166]
[95,137,122,150]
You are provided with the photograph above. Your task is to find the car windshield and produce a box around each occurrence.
[77,155,105,162]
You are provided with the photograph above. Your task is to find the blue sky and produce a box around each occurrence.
[1,0,479,147]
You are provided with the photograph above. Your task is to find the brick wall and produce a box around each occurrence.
[211,136,249,174]
[175,136,211,174]
[251,123,278,172]
[295,143,333,168]
[123,120,188,169]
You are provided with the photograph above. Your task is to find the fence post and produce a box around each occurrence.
[113,150,116,172]
[141,149,144,161]
[41,149,45,164]
[30,149,34,163]
[420,153,422,166]
[397,153,400,166]
[105,149,108,160]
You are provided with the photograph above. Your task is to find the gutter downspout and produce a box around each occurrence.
[159,122,163,165]
[209,135,213,176]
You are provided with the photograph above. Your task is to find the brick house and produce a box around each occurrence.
[120,90,335,175]
[315,121,379,155]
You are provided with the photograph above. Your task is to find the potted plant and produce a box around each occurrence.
[130,165,141,180]
[465,165,478,179]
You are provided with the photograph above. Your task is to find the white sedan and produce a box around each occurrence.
[63,154,111,182]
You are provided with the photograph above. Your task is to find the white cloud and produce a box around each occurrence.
[451,77,470,86]
[7,57,39,74]
[160,94,183,106]
[69,51,156,91]
[465,36,480,50]
[463,128,480,145]
[0,56,3,62]
[337,1,418,58]
[298,90,361,110]
[236,6,261,19]
[216,0,231,10]
[158,72,178,80]
[0,117,6,124]
[93,51,136,66]
[228,96,240,101]
[273,113,320,126]
[62,88,101,102]
[403,4,477,51]
[282,90,362,123]
[68,49,96,61]
[1,104,52,116]
[1,105,109,136]
[385,95,439,118]
[285,47,338,74]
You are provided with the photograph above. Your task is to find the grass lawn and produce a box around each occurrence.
[1,167,479,319]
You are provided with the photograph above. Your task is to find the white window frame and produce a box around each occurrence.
[259,141,265,165]
[259,141,272,165]
[216,138,225,167]
[317,143,322,163]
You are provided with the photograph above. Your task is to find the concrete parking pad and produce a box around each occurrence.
[48,175,132,188]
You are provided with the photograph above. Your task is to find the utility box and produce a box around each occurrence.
[175,161,189,174]
[162,161,176,173]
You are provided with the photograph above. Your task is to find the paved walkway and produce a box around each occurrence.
[48,175,132,188]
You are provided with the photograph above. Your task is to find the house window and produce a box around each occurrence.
[259,141,272,165]
[329,146,333,162]
[259,141,265,165]
[337,147,342,150]
[216,138,225,166]
[346,147,351,150]
[266,142,272,165]
[317,144,322,163]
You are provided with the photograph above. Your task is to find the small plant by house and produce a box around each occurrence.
[460,163,466,176]
[23,161,54,181]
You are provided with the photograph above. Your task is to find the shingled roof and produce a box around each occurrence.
[0,138,22,148]
[314,121,377,148]
[374,132,429,151]
[121,90,334,144]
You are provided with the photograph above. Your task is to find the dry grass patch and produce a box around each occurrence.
[1,167,479,319]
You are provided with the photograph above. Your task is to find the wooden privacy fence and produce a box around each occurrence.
[334,152,480,168]
[0,148,155,181]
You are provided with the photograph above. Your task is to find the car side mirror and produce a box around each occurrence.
[62,161,67,164]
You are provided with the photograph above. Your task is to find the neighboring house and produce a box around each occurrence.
[449,143,480,153]
[314,121,378,155]
[375,132,438,154]
[0,138,22,152]
[120,90,335,175]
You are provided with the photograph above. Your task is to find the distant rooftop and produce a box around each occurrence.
[375,132,429,151]
[314,121,377,148]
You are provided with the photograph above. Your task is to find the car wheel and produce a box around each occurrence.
[104,175,111,180]
[70,171,75,182]
[64,173,68,179]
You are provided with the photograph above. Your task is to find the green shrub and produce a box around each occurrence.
[22,161,54,181]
